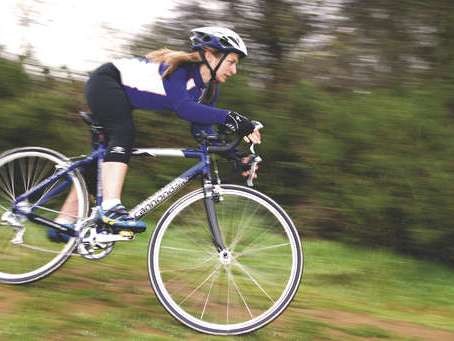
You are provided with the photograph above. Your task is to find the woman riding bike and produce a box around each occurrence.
[48,26,261,241]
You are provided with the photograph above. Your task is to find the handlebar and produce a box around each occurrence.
[206,135,242,153]
[206,120,264,154]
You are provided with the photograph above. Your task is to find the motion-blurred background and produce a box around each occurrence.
[1,1,454,339]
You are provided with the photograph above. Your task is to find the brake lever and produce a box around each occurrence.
[246,154,262,187]
[246,121,264,187]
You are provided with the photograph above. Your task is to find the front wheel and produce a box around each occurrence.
[148,184,303,335]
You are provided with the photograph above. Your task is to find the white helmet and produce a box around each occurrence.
[190,26,248,57]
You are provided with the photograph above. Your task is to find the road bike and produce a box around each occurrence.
[0,112,303,335]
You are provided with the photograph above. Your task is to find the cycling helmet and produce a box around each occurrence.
[190,26,248,57]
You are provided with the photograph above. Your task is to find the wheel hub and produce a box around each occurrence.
[219,249,233,265]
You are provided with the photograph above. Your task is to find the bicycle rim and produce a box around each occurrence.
[148,184,303,335]
[0,147,88,284]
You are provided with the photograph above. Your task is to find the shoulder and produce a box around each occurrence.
[165,63,193,78]
[112,56,160,72]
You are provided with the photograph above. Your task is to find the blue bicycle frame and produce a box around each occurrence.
[11,142,227,250]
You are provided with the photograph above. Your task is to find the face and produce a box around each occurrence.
[205,51,239,83]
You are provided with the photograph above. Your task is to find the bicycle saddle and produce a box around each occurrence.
[80,111,106,144]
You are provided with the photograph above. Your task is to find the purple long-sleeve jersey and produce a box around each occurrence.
[112,57,229,125]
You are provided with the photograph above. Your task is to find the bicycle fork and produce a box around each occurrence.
[203,180,227,252]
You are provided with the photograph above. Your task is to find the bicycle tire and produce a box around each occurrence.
[0,147,89,284]
[148,184,303,335]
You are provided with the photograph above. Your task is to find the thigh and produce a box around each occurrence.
[85,69,136,163]
[85,73,133,131]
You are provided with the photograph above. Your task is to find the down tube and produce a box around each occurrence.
[129,160,206,220]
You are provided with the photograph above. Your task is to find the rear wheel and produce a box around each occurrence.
[148,184,303,335]
[0,147,89,284]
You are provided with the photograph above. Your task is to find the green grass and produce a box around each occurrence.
[1,235,454,340]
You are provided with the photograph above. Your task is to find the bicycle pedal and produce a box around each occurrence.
[119,230,135,238]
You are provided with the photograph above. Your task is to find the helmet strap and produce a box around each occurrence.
[198,80,218,104]
[198,50,229,82]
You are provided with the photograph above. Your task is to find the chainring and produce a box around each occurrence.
[77,224,115,260]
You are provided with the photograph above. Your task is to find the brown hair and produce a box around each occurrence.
[145,48,202,78]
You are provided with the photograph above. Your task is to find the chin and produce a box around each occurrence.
[216,75,229,83]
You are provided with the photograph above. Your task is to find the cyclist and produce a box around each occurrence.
[48,26,261,242]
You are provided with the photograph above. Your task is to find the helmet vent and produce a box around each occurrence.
[220,37,233,47]
[229,36,239,45]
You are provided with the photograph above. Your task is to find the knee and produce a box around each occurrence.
[105,123,136,163]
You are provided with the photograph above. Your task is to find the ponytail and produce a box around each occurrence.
[145,49,202,78]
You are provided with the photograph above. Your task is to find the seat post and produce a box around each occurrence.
[79,111,106,146]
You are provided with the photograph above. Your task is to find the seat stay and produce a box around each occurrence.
[5,149,103,237]
[13,148,103,209]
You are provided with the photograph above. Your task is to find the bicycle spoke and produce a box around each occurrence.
[16,243,65,255]
[161,244,215,260]
[180,232,214,256]
[161,245,208,253]
[226,269,231,324]
[8,161,16,199]
[27,158,38,190]
[160,253,217,274]
[227,267,253,319]
[179,264,221,306]
[233,261,275,303]
[171,205,218,256]
[232,215,286,257]
[24,157,34,192]
[229,202,262,252]
[35,178,61,206]
[229,200,251,250]
[200,266,220,320]
[21,157,32,192]
[34,205,77,219]
[235,242,290,259]
[31,158,52,190]
[0,183,14,202]
[0,167,14,201]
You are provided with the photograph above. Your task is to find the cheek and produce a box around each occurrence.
[218,64,227,73]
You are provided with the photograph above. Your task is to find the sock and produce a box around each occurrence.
[102,199,122,211]
[55,217,76,225]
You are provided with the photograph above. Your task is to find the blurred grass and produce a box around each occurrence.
[1,237,454,340]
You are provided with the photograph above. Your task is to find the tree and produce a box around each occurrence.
[129,0,316,88]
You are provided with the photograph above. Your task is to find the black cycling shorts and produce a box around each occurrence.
[85,63,135,163]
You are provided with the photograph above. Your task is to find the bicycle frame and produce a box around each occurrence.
[12,143,227,250]
[129,147,210,219]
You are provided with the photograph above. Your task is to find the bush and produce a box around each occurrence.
[0,57,29,98]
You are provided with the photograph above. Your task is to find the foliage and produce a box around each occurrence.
[2,1,454,264]
[297,84,454,263]
[0,58,29,98]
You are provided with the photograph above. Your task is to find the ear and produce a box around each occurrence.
[203,49,216,63]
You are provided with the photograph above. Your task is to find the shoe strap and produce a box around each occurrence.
[104,204,131,220]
